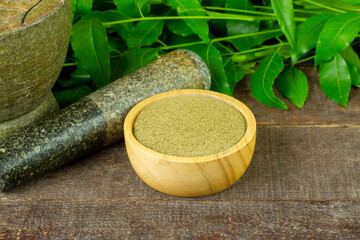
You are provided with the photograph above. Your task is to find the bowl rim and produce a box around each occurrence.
[124,89,256,163]
[0,0,65,34]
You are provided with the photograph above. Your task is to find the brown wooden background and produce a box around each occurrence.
[1,66,359,239]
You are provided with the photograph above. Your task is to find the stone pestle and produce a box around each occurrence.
[0,50,211,191]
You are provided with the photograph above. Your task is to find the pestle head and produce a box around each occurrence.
[0,49,211,191]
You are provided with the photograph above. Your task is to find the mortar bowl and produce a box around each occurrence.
[124,89,256,197]
[0,0,72,121]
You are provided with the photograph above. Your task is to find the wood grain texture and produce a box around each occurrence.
[124,90,256,197]
[1,127,358,201]
[0,199,359,239]
[235,67,360,126]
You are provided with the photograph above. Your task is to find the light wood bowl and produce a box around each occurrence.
[124,90,256,197]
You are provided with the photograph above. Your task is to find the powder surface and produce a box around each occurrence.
[133,95,247,157]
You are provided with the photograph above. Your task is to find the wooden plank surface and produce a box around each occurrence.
[0,199,359,239]
[0,66,359,239]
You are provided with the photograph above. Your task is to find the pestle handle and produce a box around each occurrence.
[0,50,211,191]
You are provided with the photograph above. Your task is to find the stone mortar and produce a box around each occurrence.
[0,0,72,121]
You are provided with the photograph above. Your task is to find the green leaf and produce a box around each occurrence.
[81,10,132,40]
[223,57,245,93]
[168,0,210,43]
[113,0,150,18]
[342,0,360,4]
[71,18,110,89]
[202,0,226,7]
[341,46,360,87]
[186,45,232,95]
[55,85,93,108]
[58,68,92,88]
[315,12,360,67]
[319,54,351,107]
[111,47,159,80]
[77,0,93,14]
[276,67,308,108]
[271,0,296,63]
[126,20,165,48]
[166,20,194,37]
[295,14,330,61]
[250,50,288,109]
[225,0,260,51]
[341,45,360,72]
[72,0,78,22]
[346,61,360,87]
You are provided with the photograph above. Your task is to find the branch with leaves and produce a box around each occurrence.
[57,0,360,109]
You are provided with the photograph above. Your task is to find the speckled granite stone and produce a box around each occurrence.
[0,50,211,191]
[0,92,59,140]
[0,0,71,121]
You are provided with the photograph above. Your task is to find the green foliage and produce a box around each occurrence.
[319,54,352,107]
[186,45,232,95]
[295,14,330,61]
[225,0,260,51]
[168,0,210,43]
[315,12,360,67]
[276,67,308,108]
[250,50,288,110]
[57,0,360,108]
[71,18,110,89]
[271,0,297,63]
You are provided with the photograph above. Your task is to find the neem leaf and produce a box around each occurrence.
[276,67,308,108]
[295,14,330,62]
[315,12,360,67]
[250,50,288,109]
[186,45,232,95]
[341,46,360,87]
[55,85,93,108]
[58,68,92,88]
[77,0,93,14]
[223,57,245,93]
[319,54,351,107]
[346,61,360,87]
[111,47,159,80]
[341,45,360,72]
[271,0,297,63]
[126,19,165,48]
[168,0,210,43]
[81,10,131,40]
[71,18,110,89]
[113,0,149,18]
[225,0,260,51]
[342,0,360,4]
[166,20,194,37]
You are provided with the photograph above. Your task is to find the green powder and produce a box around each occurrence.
[133,95,247,157]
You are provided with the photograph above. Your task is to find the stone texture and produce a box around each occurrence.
[0,0,71,121]
[0,92,59,140]
[0,50,211,191]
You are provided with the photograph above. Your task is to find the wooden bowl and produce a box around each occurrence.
[124,90,256,197]
[0,0,72,121]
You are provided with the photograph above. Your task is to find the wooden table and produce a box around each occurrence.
[1,66,359,239]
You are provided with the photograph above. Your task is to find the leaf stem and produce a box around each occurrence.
[295,55,315,64]
[224,42,290,58]
[300,0,346,13]
[203,6,275,16]
[254,5,322,15]
[103,14,306,27]
[63,62,78,67]
[161,29,282,50]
